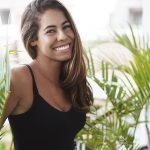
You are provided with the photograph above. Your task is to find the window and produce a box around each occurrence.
[0,9,10,24]
[128,8,142,26]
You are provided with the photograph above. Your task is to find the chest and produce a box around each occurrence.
[36,78,71,111]
[8,94,86,147]
[33,95,86,130]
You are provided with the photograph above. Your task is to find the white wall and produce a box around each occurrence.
[142,0,150,40]
[0,0,118,41]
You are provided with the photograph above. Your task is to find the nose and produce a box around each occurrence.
[57,30,67,41]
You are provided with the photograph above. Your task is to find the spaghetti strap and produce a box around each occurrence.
[24,64,39,95]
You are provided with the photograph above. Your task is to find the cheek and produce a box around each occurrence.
[65,28,75,40]
[38,38,51,47]
[69,31,75,40]
[45,36,56,44]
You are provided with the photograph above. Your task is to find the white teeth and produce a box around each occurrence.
[54,44,69,51]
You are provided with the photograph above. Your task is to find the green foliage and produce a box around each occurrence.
[0,45,10,135]
[76,27,150,149]
[0,143,6,150]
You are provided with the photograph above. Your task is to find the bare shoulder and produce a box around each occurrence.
[11,65,31,84]
[11,65,32,97]
[3,65,32,117]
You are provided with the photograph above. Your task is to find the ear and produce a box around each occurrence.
[30,41,37,46]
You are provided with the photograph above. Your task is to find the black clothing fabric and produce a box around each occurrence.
[8,65,86,150]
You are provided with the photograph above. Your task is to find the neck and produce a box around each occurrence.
[34,58,61,85]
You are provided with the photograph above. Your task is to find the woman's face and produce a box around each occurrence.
[32,9,75,62]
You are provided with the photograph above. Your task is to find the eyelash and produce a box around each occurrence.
[46,30,55,34]
[46,25,72,34]
[63,25,72,30]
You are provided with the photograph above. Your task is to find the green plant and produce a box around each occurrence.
[76,27,150,150]
[0,143,6,150]
[0,43,10,135]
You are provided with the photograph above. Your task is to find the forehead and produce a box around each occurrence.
[39,9,68,28]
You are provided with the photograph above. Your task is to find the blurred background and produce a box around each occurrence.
[0,0,150,149]
[0,0,148,64]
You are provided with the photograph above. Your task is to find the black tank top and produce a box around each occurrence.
[8,65,86,150]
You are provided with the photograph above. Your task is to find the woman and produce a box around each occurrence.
[3,0,93,149]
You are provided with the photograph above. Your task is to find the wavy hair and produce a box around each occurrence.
[21,0,94,113]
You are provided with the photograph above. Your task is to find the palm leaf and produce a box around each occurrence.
[0,46,10,135]
[77,26,150,149]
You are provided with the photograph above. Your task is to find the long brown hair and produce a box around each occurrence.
[21,0,94,113]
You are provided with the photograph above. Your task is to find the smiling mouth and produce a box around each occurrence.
[54,44,70,51]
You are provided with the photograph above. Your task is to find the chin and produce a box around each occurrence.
[63,57,72,61]
[61,55,72,62]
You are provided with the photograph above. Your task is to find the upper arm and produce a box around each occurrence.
[1,67,23,123]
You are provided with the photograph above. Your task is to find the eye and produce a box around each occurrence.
[63,25,72,30]
[46,29,56,34]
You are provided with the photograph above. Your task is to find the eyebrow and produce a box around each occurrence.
[44,20,70,31]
